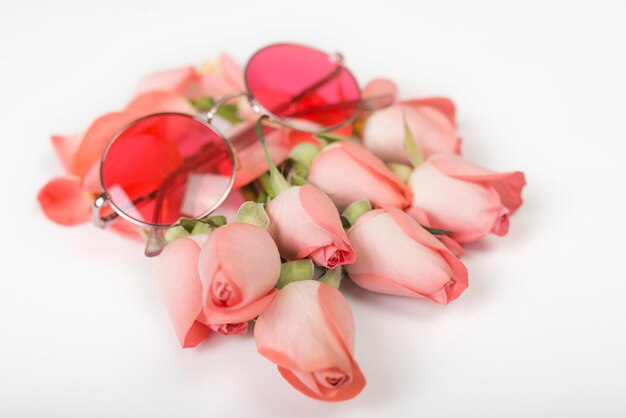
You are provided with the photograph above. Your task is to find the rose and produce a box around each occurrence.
[408,153,526,243]
[198,222,281,324]
[307,141,412,210]
[360,78,460,164]
[266,184,355,268]
[254,280,366,401]
[154,222,281,348]
[345,206,468,304]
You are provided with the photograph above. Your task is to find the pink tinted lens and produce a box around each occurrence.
[101,113,234,226]
[245,44,360,130]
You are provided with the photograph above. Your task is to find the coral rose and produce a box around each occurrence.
[266,184,355,268]
[254,280,366,401]
[308,141,412,210]
[345,206,468,304]
[408,153,526,243]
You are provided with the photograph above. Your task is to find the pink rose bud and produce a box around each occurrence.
[266,184,355,268]
[345,206,468,304]
[308,141,412,211]
[408,153,526,243]
[254,280,366,402]
[198,222,281,324]
[363,99,461,164]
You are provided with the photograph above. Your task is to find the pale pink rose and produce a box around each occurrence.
[308,141,412,210]
[255,280,366,402]
[362,98,460,164]
[154,226,279,348]
[408,153,526,243]
[37,91,194,237]
[198,222,281,324]
[345,206,468,304]
[266,184,355,268]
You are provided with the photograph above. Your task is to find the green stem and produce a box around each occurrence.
[256,117,291,195]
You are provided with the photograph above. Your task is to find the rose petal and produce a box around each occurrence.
[402,97,457,127]
[363,78,398,103]
[37,176,93,226]
[72,112,140,177]
[154,237,211,348]
[51,134,82,175]
[125,91,195,115]
[429,153,526,213]
[137,66,198,95]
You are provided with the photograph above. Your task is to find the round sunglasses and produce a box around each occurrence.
[92,43,392,253]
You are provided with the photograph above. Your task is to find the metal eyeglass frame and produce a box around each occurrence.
[91,42,393,256]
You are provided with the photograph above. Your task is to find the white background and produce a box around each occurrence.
[1,0,625,417]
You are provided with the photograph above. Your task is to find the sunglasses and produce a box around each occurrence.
[92,43,392,255]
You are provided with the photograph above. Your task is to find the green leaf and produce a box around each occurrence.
[189,97,216,111]
[199,215,227,228]
[315,132,350,143]
[179,218,197,233]
[403,113,423,168]
[422,226,453,235]
[189,96,241,123]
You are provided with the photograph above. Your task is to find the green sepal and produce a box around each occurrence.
[191,222,213,235]
[387,162,413,184]
[277,259,314,289]
[319,266,343,289]
[164,225,190,243]
[289,142,320,168]
[341,199,372,227]
[236,201,270,229]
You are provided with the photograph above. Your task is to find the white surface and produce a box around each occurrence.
[1,0,625,417]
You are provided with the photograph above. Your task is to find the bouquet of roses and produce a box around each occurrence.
[38,45,526,402]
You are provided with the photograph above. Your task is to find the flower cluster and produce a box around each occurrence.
[38,53,526,402]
